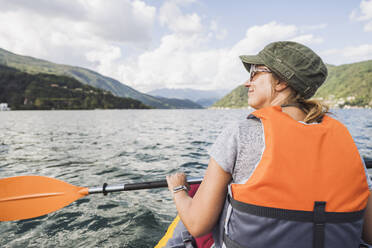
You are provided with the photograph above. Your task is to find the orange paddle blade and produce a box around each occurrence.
[0,175,89,221]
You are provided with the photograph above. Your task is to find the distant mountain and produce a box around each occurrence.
[155,97,203,109]
[0,48,201,109]
[213,60,372,108]
[0,65,149,110]
[147,88,228,107]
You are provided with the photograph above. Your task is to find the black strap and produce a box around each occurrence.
[227,192,231,203]
[313,201,326,248]
[359,243,371,248]
[230,198,364,223]
[102,183,108,196]
[281,102,310,111]
[181,231,196,248]
[281,103,302,108]
[281,103,308,112]
[281,103,325,123]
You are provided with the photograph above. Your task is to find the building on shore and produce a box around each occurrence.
[0,103,11,111]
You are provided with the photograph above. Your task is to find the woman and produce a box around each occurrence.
[165,41,372,248]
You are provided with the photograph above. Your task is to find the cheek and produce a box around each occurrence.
[255,83,273,98]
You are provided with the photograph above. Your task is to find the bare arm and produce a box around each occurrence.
[166,157,232,237]
[363,192,372,244]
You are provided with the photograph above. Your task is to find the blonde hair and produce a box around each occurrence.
[284,89,330,124]
[271,73,329,124]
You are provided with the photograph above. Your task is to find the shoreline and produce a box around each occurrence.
[2,107,371,111]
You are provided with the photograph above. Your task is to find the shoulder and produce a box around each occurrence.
[236,114,263,135]
[216,116,264,147]
[220,115,262,135]
[324,114,352,134]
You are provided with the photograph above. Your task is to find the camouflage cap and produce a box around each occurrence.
[240,41,327,99]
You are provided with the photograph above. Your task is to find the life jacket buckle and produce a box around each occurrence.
[313,201,326,223]
[181,231,193,242]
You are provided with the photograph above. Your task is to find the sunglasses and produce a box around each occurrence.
[249,64,272,82]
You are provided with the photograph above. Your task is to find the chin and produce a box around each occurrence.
[248,99,255,107]
[248,102,258,109]
[248,101,263,110]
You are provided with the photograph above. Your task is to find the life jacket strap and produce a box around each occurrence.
[181,231,196,248]
[229,198,365,223]
[224,186,233,235]
[313,201,326,248]
[222,198,366,248]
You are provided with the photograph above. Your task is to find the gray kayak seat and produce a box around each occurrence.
[221,193,366,248]
[165,219,196,248]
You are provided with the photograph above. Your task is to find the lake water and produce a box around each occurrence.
[0,109,371,247]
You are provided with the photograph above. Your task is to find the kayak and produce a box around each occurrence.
[155,215,183,248]
[155,184,214,248]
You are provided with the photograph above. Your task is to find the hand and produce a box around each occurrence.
[166,172,189,193]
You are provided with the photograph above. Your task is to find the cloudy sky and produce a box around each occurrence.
[0,0,372,92]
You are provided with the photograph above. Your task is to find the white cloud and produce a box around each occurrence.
[117,34,215,90]
[350,0,372,32]
[115,21,324,92]
[84,0,156,43]
[159,1,203,34]
[365,21,372,31]
[0,1,334,93]
[232,22,298,54]
[209,20,228,40]
[86,45,122,72]
[321,44,372,64]
[290,34,323,45]
[351,0,372,21]
[0,0,84,19]
[300,24,328,31]
[0,0,156,68]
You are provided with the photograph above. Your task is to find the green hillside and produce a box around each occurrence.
[213,60,372,108]
[0,48,202,109]
[212,85,249,108]
[314,61,372,107]
[0,65,149,110]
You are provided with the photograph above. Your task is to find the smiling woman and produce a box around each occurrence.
[164,41,372,248]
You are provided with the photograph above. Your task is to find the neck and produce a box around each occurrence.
[281,106,306,122]
[269,89,291,106]
[268,89,306,122]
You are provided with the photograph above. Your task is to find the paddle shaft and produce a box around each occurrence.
[88,177,203,194]
[1,158,371,221]
[88,158,372,194]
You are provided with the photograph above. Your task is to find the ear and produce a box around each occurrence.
[274,81,289,92]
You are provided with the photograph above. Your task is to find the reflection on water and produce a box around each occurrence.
[0,109,371,247]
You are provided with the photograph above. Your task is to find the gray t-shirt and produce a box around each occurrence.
[209,115,372,187]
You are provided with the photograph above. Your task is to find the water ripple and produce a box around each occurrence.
[0,109,371,247]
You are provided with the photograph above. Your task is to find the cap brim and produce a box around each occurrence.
[239,55,265,72]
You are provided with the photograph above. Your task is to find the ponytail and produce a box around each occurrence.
[271,73,329,123]
[286,88,330,124]
[298,98,330,124]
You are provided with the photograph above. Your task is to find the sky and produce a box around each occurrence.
[0,0,371,93]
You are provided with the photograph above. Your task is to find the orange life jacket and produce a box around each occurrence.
[223,106,370,248]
